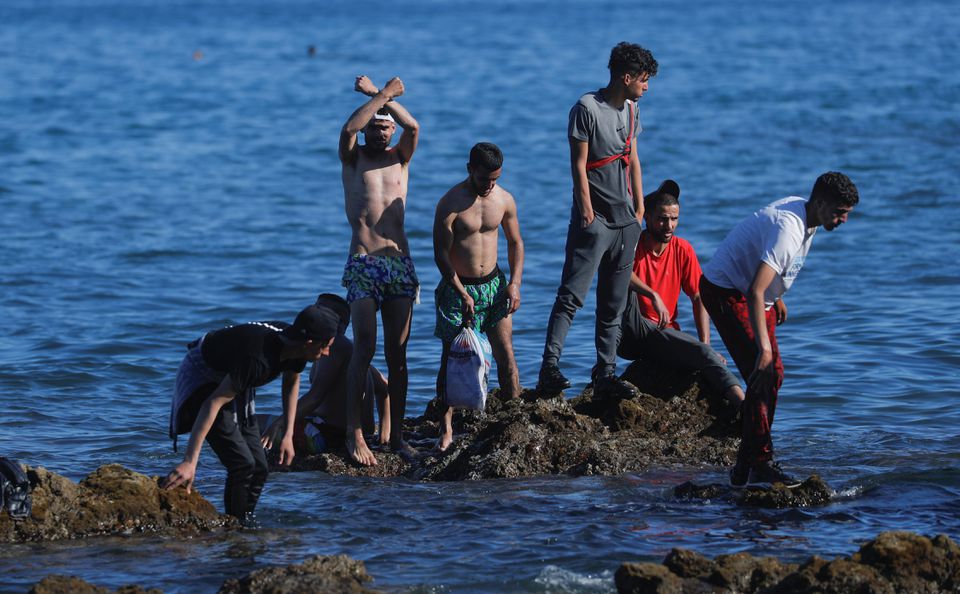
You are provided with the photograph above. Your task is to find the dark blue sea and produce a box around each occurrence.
[2,0,959,591]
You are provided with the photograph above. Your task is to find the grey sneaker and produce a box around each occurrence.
[747,460,801,488]
[729,462,750,488]
[537,363,571,393]
[594,375,639,400]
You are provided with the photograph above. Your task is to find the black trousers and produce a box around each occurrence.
[206,405,268,520]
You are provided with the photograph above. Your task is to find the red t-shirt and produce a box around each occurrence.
[633,233,702,330]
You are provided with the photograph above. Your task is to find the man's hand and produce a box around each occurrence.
[161,461,197,493]
[381,77,404,100]
[354,75,379,97]
[506,283,521,314]
[773,299,788,325]
[277,435,296,466]
[651,292,670,329]
[259,416,282,450]
[748,349,777,394]
[581,206,595,229]
[460,293,476,324]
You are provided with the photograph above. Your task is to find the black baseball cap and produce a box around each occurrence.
[643,179,680,212]
[284,304,339,343]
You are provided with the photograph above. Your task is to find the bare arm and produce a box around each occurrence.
[277,370,300,466]
[692,293,711,344]
[162,376,236,492]
[747,263,779,391]
[433,197,475,319]
[570,138,593,228]
[501,193,524,314]
[630,272,669,328]
[338,76,404,163]
[629,137,644,222]
[383,100,419,164]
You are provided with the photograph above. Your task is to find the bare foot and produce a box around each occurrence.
[436,430,454,452]
[346,431,378,466]
[390,438,419,462]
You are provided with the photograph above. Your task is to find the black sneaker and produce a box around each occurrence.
[537,363,571,393]
[594,375,639,400]
[747,460,801,488]
[728,462,749,488]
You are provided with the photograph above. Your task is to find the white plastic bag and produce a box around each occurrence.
[445,326,492,410]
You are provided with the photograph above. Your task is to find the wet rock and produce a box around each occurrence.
[674,475,834,508]
[616,531,960,594]
[218,554,379,593]
[287,360,741,481]
[1,463,237,543]
[29,575,161,594]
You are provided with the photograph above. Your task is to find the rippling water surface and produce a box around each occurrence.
[2,0,959,591]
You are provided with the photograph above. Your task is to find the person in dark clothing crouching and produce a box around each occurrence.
[163,303,340,523]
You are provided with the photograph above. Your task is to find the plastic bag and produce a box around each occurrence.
[445,326,492,410]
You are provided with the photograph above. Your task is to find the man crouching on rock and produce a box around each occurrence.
[163,304,339,523]
[433,142,524,451]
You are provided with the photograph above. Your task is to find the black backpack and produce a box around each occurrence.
[0,456,32,520]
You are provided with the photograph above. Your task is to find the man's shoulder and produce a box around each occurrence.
[573,90,603,110]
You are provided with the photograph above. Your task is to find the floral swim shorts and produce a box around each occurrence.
[341,253,419,308]
[434,266,510,343]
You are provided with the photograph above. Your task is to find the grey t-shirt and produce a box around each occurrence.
[568,90,642,227]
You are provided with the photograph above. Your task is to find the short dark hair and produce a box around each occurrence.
[811,172,859,207]
[644,192,678,215]
[608,42,658,78]
[468,142,503,171]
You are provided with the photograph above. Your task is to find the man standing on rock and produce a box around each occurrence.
[339,75,420,466]
[537,42,657,399]
[700,172,859,488]
[163,304,340,522]
[618,180,745,409]
[433,142,524,451]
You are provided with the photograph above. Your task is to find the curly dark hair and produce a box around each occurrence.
[608,42,658,78]
[469,142,503,171]
[811,172,859,207]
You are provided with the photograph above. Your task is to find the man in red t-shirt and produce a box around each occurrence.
[618,180,745,408]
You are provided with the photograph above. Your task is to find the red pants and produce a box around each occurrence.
[700,276,783,466]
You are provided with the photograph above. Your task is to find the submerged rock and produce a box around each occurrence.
[0,463,237,543]
[615,531,960,594]
[674,475,834,508]
[29,575,161,594]
[218,554,380,593]
[282,360,743,481]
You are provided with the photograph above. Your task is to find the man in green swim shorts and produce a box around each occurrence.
[433,142,524,451]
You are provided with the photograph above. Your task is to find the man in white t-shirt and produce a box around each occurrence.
[700,172,859,488]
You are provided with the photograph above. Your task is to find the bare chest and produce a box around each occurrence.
[454,201,503,236]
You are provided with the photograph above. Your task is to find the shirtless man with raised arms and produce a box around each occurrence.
[339,75,419,465]
[433,142,523,450]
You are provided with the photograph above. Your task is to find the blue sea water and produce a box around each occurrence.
[1,0,959,591]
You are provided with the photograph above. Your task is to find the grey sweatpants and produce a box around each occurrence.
[618,295,741,394]
[542,218,641,377]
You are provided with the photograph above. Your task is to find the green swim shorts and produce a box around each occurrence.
[434,266,510,343]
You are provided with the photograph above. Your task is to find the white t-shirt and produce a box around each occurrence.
[702,197,817,307]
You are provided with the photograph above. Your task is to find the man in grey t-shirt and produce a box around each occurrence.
[537,42,658,398]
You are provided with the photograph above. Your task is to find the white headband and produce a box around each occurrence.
[373,112,395,123]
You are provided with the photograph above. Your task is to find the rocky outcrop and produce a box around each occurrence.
[218,554,379,593]
[1,463,237,543]
[29,575,161,594]
[615,531,960,594]
[280,360,744,482]
[674,475,834,509]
